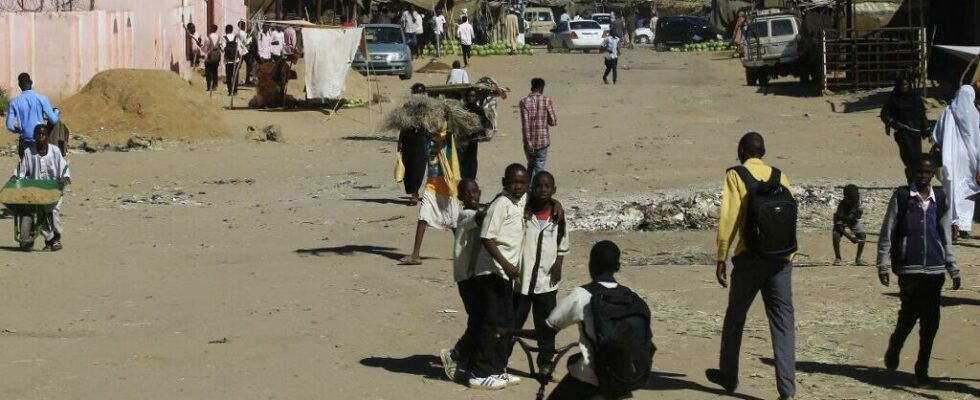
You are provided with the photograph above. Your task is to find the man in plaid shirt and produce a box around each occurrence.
[519,78,558,178]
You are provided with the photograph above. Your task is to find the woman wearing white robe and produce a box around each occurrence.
[932,84,980,236]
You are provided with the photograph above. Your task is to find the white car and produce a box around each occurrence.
[634,26,654,44]
[591,13,612,32]
[548,20,606,52]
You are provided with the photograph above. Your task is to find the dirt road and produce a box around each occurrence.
[0,48,977,400]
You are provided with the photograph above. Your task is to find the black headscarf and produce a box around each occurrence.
[882,77,927,131]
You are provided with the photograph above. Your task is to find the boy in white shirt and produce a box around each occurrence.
[440,179,486,380]
[446,61,469,84]
[466,163,529,390]
[11,124,71,251]
[509,171,569,375]
[456,16,475,66]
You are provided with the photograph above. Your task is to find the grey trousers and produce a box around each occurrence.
[719,253,796,397]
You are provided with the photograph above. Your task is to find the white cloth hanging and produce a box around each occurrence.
[303,28,363,99]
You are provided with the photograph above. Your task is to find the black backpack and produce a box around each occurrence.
[730,166,798,259]
[206,38,222,63]
[583,282,656,397]
[224,36,238,62]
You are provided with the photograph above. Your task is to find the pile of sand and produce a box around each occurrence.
[59,69,230,145]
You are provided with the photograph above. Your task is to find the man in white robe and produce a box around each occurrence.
[932,83,980,237]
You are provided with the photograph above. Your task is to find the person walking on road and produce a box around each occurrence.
[5,73,60,159]
[519,78,557,178]
[707,132,797,400]
[876,155,962,388]
[880,77,929,180]
[601,33,620,84]
[457,16,475,67]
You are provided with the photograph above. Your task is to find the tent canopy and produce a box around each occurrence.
[935,45,980,63]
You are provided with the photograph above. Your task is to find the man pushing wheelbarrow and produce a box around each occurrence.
[1,124,70,251]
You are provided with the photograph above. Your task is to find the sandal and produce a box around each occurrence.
[44,241,63,252]
[399,256,422,265]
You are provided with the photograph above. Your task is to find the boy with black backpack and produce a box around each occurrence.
[708,132,797,400]
[502,240,656,400]
[219,24,247,96]
[876,155,962,387]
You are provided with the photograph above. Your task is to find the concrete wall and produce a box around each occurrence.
[1,0,247,101]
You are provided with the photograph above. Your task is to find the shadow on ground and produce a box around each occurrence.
[762,358,980,398]
[883,292,980,307]
[645,371,765,400]
[754,81,821,98]
[346,198,412,206]
[295,245,405,261]
[360,354,446,380]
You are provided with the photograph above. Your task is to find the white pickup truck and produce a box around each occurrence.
[741,8,819,86]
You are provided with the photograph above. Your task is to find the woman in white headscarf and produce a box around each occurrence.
[931,83,980,238]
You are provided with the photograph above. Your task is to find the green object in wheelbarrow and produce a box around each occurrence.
[0,179,65,215]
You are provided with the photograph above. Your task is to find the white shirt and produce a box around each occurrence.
[453,209,482,282]
[270,30,285,56]
[446,68,469,84]
[602,36,620,60]
[401,11,414,32]
[219,33,247,63]
[457,22,475,45]
[476,193,527,279]
[433,15,446,34]
[546,282,618,386]
[413,12,425,34]
[517,209,570,295]
[910,185,936,211]
[258,31,273,59]
[15,145,70,180]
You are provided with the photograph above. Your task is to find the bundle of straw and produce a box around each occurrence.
[381,95,482,140]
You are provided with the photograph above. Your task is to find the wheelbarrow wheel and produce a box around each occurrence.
[15,214,36,251]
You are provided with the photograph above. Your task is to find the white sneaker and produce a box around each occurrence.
[496,372,521,386]
[439,348,458,381]
[468,374,507,390]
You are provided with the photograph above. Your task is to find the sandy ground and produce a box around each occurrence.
[0,47,978,400]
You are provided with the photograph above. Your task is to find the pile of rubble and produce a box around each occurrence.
[567,184,896,233]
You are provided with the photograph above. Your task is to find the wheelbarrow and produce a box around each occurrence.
[0,179,64,251]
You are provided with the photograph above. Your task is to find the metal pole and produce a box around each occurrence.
[821,30,827,93]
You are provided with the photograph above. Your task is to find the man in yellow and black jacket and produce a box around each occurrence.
[706,132,796,400]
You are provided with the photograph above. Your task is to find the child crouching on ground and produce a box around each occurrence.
[833,184,867,266]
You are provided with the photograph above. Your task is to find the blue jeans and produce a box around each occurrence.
[525,146,548,178]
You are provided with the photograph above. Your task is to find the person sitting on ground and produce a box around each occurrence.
[10,124,71,251]
[501,240,655,399]
[441,178,487,381]
[876,155,962,388]
[447,60,470,84]
[506,170,569,376]
[833,184,867,266]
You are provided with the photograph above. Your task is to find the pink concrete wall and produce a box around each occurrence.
[1,0,248,101]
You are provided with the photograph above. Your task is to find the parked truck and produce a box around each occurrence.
[741,7,821,86]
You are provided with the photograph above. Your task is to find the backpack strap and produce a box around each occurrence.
[728,165,759,192]
[767,168,782,187]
